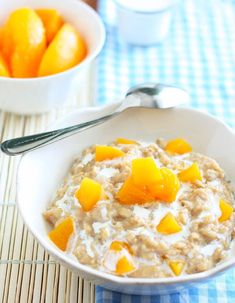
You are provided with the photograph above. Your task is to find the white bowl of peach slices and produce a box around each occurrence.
[0,0,105,114]
[17,103,235,295]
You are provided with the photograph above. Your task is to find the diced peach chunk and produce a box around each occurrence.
[157,212,182,234]
[95,145,125,161]
[150,168,180,202]
[168,260,185,276]
[178,162,202,183]
[165,138,192,154]
[116,165,180,205]
[110,241,133,254]
[219,199,233,222]
[132,157,162,187]
[75,177,102,211]
[116,256,135,275]
[116,137,138,145]
[48,217,74,251]
[116,177,154,205]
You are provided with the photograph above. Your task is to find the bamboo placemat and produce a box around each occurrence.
[0,64,97,303]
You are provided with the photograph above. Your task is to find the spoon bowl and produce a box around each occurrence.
[126,83,190,109]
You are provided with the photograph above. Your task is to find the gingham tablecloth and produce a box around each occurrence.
[95,0,235,302]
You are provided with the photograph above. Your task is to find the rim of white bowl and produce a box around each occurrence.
[0,0,105,81]
[16,105,235,285]
[114,0,179,14]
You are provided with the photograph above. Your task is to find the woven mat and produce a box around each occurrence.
[0,65,97,303]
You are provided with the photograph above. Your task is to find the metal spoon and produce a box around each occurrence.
[1,83,189,156]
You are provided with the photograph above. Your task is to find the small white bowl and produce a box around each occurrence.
[0,0,105,115]
[17,104,235,295]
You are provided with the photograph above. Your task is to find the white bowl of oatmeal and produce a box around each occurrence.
[17,103,235,295]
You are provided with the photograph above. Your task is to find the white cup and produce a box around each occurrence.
[115,0,178,45]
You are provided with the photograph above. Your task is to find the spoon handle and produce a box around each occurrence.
[1,112,116,156]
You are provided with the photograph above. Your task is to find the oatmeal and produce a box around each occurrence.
[44,137,235,278]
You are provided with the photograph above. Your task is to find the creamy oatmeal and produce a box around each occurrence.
[44,138,235,278]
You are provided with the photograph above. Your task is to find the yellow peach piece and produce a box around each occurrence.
[95,145,125,161]
[36,8,63,43]
[219,199,233,222]
[132,157,162,187]
[3,8,46,78]
[75,177,102,211]
[0,27,3,48]
[150,168,180,202]
[0,52,10,77]
[0,27,6,55]
[38,23,86,76]
[116,256,135,275]
[165,138,192,154]
[48,217,74,251]
[110,241,133,254]
[116,176,154,205]
[178,162,202,183]
[169,260,185,276]
[116,138,138,145]
[157,212,182,234]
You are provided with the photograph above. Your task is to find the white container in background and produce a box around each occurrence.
[115,0,178,45]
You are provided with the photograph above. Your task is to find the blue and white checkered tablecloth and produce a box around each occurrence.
[95,0,235,301]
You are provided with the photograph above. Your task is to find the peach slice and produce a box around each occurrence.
[75,177,102,211]
[36,9,63,43]
[165,138,192,154]
[178,162,202,183]
[38,23,86,76]
[3,8,46,78]
[132,157,162,187]
[95,145,125,161]
[0,27,3,48]
[219,199,233,222]
[0,52,10,77]
[157,212,182,234]
[116,256,135,275]
[168,260,185,276]
[48,217,74,251]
